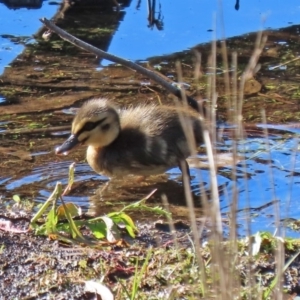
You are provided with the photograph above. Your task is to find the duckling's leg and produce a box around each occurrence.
[98,181,110,200]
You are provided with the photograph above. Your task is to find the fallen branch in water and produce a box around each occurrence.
[40,18,204,115]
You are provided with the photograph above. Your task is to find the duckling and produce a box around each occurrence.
[56,98,203,178]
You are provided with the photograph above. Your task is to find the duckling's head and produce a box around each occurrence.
[56,98,120,155]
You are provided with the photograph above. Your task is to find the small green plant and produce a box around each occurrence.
[30,164,169,244]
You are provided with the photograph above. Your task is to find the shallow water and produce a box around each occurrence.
[220,135,300,237]
[1,0,300,237]
[1,124,300,237]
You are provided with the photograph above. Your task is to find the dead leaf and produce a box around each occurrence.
[84,280,114,300]
[101,216,120,243]
[244,78,261,95]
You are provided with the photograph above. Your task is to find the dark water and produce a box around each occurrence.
[1,0,300,237]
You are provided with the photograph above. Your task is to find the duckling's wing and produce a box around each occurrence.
[99,105,201,176]
[100,127,172,176]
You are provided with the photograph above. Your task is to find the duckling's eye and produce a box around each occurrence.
[77,118,107,136]
[82,121,97,132]
[101,124,110,131]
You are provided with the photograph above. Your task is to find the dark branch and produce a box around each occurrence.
[40,18,203,115]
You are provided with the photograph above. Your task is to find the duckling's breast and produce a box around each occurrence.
[86,146,110,176]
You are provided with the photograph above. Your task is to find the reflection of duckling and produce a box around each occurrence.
[56,98,203,178]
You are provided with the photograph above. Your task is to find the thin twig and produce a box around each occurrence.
[269,56,300,70]
[1,125,70,135]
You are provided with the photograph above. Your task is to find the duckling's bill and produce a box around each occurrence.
[56,134,80,155]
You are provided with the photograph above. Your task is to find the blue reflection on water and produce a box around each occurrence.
[107,0,300,62]
[219,137,300,237]
[1,0,298,69]
[0,1,59,74]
